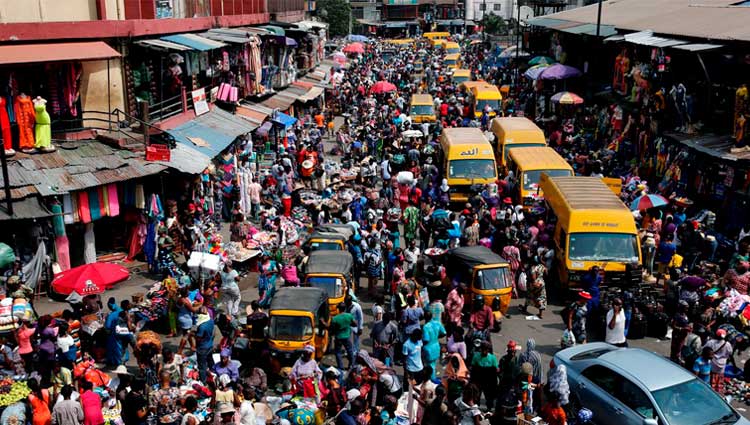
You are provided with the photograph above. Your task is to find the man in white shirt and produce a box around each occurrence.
[605,298,627,347]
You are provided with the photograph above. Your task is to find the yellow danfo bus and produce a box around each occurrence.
[439,128,497,202]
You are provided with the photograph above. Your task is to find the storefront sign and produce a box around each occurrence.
[192,88,209,116]
[386,0,417,4]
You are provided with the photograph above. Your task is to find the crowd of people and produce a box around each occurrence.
[0,32,749,425]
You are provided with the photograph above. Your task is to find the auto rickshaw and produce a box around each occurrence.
[304,250,353,316]
[446,246,513,324]
[267,287,330,368]
[305,231,347,251]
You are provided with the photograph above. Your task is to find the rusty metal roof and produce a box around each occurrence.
[0,140,166,200]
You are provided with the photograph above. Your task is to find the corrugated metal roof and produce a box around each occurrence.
[236,106,268,127]
[299,86,325,102]
[538,0,750,42]
[261,95,295,111]
[559,23,617,37]
[161,34,227,51]
[0,140,166,199]
[0,197,53,222]
[153,142,210,175]
[623,30,687,47]
[672,43,723,52]
[666,132,750,162]
[202,29,254,44]
[166,108,255,158]
[136,39,193,51]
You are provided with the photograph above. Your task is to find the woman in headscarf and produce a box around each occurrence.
[518,338,543,383]
[443,353,470,403]
[290,345,323,401]
[422,311,446,380]
[351,349,398,405]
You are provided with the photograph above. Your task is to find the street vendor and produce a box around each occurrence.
[213,347,239,381]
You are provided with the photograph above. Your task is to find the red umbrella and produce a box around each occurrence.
[51,262,130,296]
[370,81,397,94]
[343,43,364,54]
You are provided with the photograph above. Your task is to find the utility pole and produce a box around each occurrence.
[515,0,521,92]
[595,0,603,36]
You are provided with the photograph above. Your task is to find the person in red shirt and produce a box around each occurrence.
[440,103,449,117]
[80,380,105,425]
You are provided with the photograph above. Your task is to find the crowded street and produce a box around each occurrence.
[3,2,750,425]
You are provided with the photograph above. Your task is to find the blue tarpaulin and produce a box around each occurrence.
[166,108,255,158]
[161,34,226,51]
[272,112,297,128]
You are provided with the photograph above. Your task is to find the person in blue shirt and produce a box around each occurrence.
[693,346,713,383]
[194,309,215,382]
[656,234,677,277]
[213,347,240,381]
[402,328,424,384]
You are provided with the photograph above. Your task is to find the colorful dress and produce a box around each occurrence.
[14,96,35,150]
[33,101,51,150]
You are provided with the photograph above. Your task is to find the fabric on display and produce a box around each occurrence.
[55,235,71,272]
[89,188,102,221]
[78,191,92,224]
[83,222,96,264]
[62,194,75,224]
[14,95,35,150]
[0,97,12,151]
[22,242,46,289]
[51,203,66,236]
[107,184,120,217]
[135,184,145,209]
[100,185,109,217]
[33,99,51,150]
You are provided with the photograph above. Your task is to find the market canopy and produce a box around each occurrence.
[272,112,298,129]
[51,262,130,296]
[0,41,120,65]
[165,107,256,158]
[161,33,227,51]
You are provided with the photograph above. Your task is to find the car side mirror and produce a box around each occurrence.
[643,419,658,425]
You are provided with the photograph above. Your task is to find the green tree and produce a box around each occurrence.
[481,12,507,35]
[317,0,352,37]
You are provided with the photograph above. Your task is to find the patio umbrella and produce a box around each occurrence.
[523,64,550,80]
[630,194,669,211]
[551,91,584,105]
[499,46,531,58]
[343,43,364,54]
[539,64,582,80]
[370,81,397,94]
[528,56,556,66]
[332,52,348,65]
[51,262,130,296]
[347,34,370,42]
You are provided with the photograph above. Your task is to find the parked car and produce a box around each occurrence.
[553,343,749,425]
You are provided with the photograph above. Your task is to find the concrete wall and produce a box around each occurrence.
[80,58,126,128]
[0,0,98,23]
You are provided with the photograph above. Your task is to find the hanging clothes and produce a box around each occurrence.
[107,184,120,217]
[22,242,47,289]
[0,97,12,152]
[64,63,82,117]
[143,220,157,268]
[51,203,66,237]
[135,184,145,209]
[14,95,35,150]
[83,222,96,264]
[33,98,52,151]
[55,235,71,272]
[78,191,92,224]
[88,189,101,221]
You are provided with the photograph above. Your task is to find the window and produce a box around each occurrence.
[493,3,501,10]
[448,159,496,179]
[653,379,737,425]
[476,267,513,290]
[568,233,640,262]
[268,316,313,341]
[582,365,619,394]
[478,3,486,10]
[582,366,657,420]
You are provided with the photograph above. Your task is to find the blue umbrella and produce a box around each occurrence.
[348,34,370,42]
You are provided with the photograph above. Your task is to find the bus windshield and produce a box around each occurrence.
[449,159,496,179]
[476,267,513,290]
[568,233,639,262]
[476,99,500,111]
[411,105,434,116]
[268,316,313,341]
[523,169,573,191]
[306,276,344,298]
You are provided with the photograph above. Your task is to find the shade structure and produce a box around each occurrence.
[630,194,669,211]
[539,64,582,80]
[499,46,531,58]
[51,262,130,296]
[523,64,550,80]
[551,91,584,105]
[370,81,397,94]
[343,43,365,54]
[347,34,370,42]
[528,56,556,65]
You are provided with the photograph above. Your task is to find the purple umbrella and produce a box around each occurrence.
[539,64,582,80]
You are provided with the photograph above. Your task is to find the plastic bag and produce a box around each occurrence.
[0,243,15,269]
[517,271,527,293]
[561,329,577,348]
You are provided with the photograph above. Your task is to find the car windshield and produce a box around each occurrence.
[652,379,737,425]
[568,233,640,262]
[476,99,499,111]
[449,159,496,180]
[310,242,341,251]
[307,276,344,298]
[476,267,513,290]
[268,316,313,341]
[453,76,469,84]
[523,169,573,191]
[411,105,434,115]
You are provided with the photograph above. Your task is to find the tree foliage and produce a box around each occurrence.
[317,0,352,37]
[481,12,507,35]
